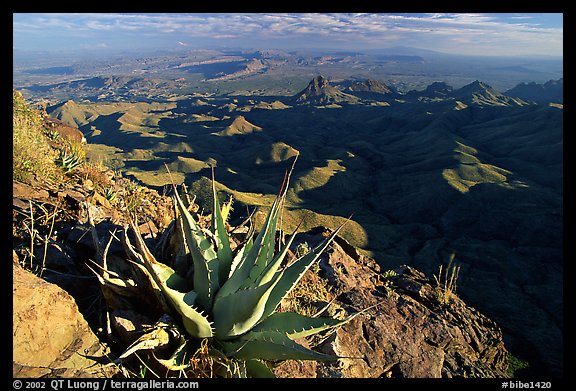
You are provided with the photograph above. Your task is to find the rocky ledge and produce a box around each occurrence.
[12,179,509,378]
[274,228,509,378]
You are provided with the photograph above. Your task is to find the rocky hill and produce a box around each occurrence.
[12,92,512,378]
[343,79,396,100]
[293,75,360,106]
[505,78,563,104]
[214,115,263,136]
[450,80,528,106]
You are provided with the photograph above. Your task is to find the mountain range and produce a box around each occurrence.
[505,78,563,104]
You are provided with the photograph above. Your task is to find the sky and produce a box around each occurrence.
[13,13,563,57]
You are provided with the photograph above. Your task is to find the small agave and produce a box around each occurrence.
[98,163,357,377]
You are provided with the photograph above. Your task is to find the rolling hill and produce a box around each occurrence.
[213,115,263,136]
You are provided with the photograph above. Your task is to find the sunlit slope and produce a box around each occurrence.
[213,115,263,136]
[47,90,561,262]
[49,97,562,250]
[187,176,371,250]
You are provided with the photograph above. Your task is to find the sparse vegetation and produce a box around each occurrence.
[507,353,530,377]
[433,253,461,306]
[13,199,63,278]
[104,187,118,204]
[13,91,61,183]
[55,141,85,173]
[380,269,398,292]
[295,241,311,258]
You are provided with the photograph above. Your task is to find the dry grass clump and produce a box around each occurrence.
[281,256,338,319]
[433,253,461,306]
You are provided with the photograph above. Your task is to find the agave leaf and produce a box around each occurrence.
[211,173,233,283]
[156,337,194,371]
[86,259,137,291]
[244,359,276,378]
[172,215,192,276]
[245,199,281,286]
[259,223,347,323]
[121,230,172,313]
[173,188,220,311]
[251,311,356,340]
[220,196,233,224]
[215,197,281,300]
[228,234,252,279]
[129,221,189,292]
[224,163,297,293]
[213,271,283,339]
[129,221,214,338]
[119,326,172,360]
[254,223,301,287]
[220,330,337,361]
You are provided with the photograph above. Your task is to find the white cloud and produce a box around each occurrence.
[12,13,563,56]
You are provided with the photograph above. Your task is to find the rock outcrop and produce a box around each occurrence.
[43,116,87,144]
[274,228,509,378]
[13,252,115,377]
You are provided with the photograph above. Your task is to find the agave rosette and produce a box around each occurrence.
[100,164,355,377]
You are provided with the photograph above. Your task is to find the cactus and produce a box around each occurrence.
[97,165,358,377]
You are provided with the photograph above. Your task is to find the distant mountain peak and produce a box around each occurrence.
[424,81,453,94]
[294,75,359,105]
[62,99,79,108]
[454,80,526,107]
[505,78,563,104]
[460,80,493,92]
[305,75,331,95]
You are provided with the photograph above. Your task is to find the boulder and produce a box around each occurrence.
[13,251,115,377]
[44,116,86,144]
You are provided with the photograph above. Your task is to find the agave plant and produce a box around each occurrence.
[95,167,356,377]
[56,146,83,173]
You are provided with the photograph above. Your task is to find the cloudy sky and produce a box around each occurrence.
[13,13,563,57]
